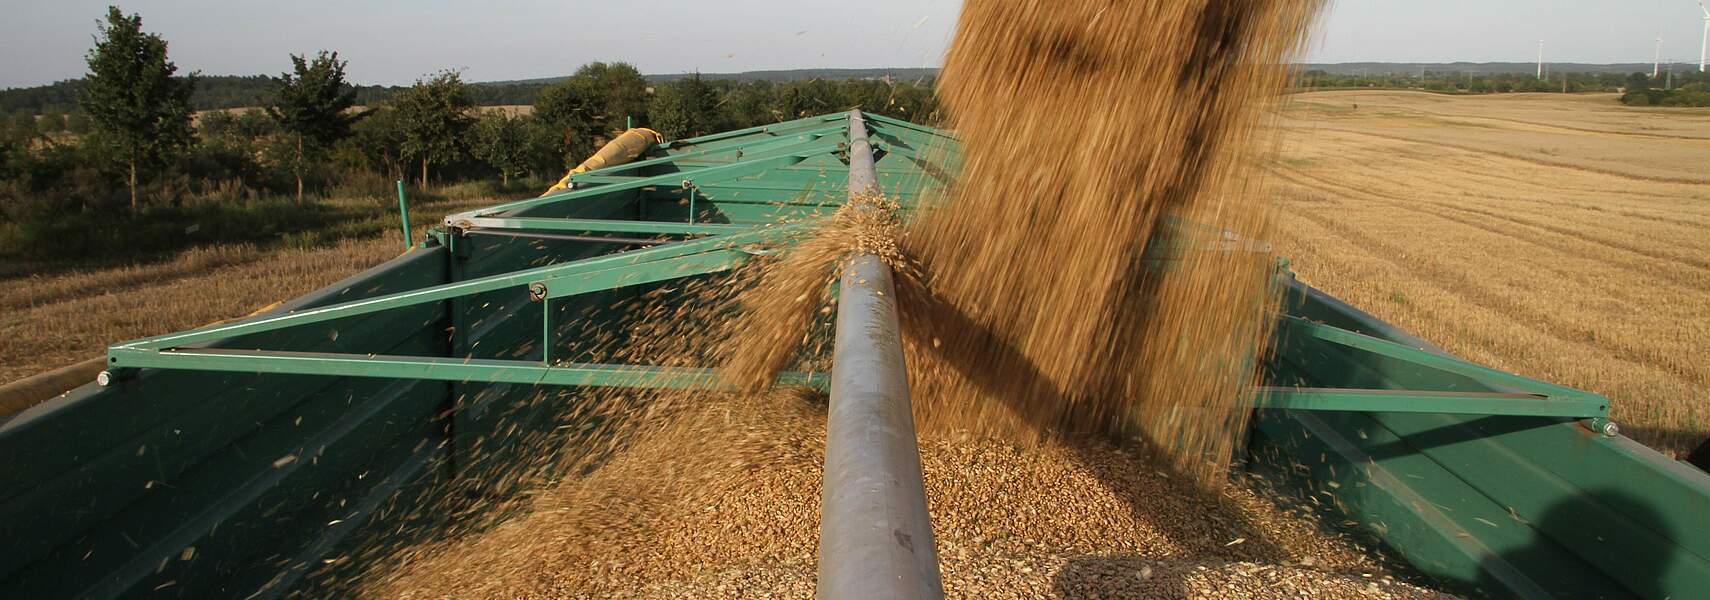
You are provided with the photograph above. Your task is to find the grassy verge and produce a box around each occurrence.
[0,177,549,278]
[0,178,544,382]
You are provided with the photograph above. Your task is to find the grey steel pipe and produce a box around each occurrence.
[816,111,944,600]
[845,110,880,195]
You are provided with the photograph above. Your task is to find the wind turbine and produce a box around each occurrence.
[1699,0,1709,72]
[1537,39,1544,80]
[1655,36,1663,78]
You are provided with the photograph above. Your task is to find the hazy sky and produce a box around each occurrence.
[2,0,1708,89]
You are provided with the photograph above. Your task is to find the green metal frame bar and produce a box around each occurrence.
[653,113,849,150]
[110,223,805,352]
[103,299,1605,421]
[537,248,750,300]
[454,217,755,236]
[99,111,1605,423]
[108,347,829,390]
[1257,388,1607,418]
[105,114,861,388]
[567,123,849,185]
[1280,315,1603,402]
[395,180,413,249]
[864,113,958,142]
[450,134,847,221]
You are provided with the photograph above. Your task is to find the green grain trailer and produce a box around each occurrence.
[1,111,1704,599]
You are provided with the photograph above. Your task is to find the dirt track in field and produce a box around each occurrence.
[1271,90,1710,457]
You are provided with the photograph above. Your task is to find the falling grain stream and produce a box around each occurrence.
[352,1,1461,597]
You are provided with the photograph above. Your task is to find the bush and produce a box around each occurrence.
[0,187,338,260]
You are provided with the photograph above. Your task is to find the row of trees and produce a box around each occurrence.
[0,6,939,261]
[1619,72,1710,106]
[3,6,942,213]
[1297,68,1710,96]
[0,69,946,116]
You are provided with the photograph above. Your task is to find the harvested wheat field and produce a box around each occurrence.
[1271,90,1710,457]
[0,194,492,384]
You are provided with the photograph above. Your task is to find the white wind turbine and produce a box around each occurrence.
[1699,0,1709,72]
[1655,36,1663,78]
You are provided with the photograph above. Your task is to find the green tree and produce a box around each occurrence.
[78,6,195,210]
[648,73,722,140]
[338,107,406,180]
[7,111,37,146]
[393,70,474,186]
[720,80,776,128]
[533,62,649,161]
[575,62,648,130]
[771,79,836,120]
[471,111,528,185]
[519,116,565,180]
[41,110,67,135]
[65,111,91,135]
[267,51,359,202]
[1626,72,1653,92]
[533,80,597,161]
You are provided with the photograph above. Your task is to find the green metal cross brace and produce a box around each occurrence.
[110,223,806,353]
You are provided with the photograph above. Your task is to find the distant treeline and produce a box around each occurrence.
[1296,69,1710,106]
[0,68,943,115]
[1297,62,1665,76]
[0,7,942,263]
[1298,69,1710,94]
[1,76,550,113]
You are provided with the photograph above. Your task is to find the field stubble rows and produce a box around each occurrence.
[0,195,492,384]
[1272,90,1710,457]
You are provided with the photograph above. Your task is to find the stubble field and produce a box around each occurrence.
[1269,90,1710,457]
[0,192,495,385]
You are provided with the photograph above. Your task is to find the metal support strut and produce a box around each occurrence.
[816,111,944,599]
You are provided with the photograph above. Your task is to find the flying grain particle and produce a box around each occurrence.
[273,455,297,469]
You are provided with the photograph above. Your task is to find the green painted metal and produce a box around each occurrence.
[5,110,1708,600]
[1257,388,1607,419]
[453,124,851,221]
[109,224,805,352]
[1253,276,1710,600]
[455,217,755,236]
[396,179,413,249]
[1279,316,1602,402]
[107,348,829,390]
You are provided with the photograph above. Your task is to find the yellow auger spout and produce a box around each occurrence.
[541,128,664,196]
